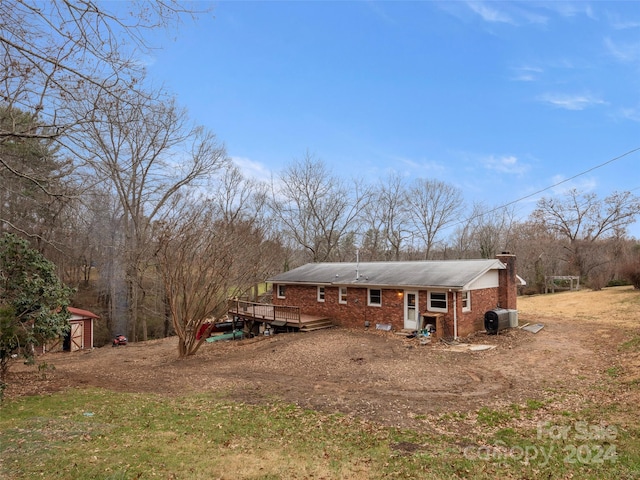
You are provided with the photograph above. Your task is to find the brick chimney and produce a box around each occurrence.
[496,252,517,310]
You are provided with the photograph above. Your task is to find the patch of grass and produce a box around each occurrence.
[624,378,640,388]
[438,411,467,422]
[491,427,520,443]
[619,335,640,352]
[607,279,630,287]
[606,365,623,378]
[526,399,546,410]
[2,388,640,479]
[476,406,515,426]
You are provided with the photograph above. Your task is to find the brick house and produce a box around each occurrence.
[268,253,524,338]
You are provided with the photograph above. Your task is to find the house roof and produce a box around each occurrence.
[268,259,506,290]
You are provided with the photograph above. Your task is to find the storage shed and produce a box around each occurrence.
[40,307,99,354]
[64,307,98,351]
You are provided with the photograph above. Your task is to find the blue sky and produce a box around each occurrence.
[145,1,640,236]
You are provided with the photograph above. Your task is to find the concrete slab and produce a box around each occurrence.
[522,323,544,334]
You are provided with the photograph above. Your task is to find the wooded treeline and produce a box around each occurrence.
[2,1,639,350]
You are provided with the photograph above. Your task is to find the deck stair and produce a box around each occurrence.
[299,318,334,332]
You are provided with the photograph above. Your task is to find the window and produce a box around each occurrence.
[428,291,447,312]
[277,284,286,299]
[461,291,471,312]
[317,286,325,302]
[339,287,347,304]
[368,288,382,306]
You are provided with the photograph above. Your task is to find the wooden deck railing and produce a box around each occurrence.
[228,299,301,328]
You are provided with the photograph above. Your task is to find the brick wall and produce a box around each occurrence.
[457,287,500,337]
[274,284,502,337]
[496,253,517,310]
[274,284,406,329]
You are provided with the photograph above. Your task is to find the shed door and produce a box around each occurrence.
[70,322,83,351]
[404,291,418,330]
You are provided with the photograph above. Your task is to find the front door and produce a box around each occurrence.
[404,291,418,330]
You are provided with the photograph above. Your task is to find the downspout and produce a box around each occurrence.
[453,290,458,340]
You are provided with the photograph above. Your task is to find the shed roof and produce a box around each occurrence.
[268,259,505,290]
[68,307,99,319]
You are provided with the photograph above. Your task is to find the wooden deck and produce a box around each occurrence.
[227,299,334,332]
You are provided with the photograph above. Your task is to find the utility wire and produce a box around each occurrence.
[456,145,640,227]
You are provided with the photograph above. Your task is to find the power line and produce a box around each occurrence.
[457,145,640,227]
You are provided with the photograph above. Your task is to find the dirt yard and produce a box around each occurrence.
[7,286,640,430]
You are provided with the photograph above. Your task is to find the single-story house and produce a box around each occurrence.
[268,253,525,338]
[39,306,98,354]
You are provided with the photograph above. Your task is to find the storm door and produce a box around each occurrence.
[404,291,418,330]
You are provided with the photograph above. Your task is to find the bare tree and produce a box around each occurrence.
[155,194,281,358]
[209,164,269,225]
[446,202,516,260]
[508,220,563,293]
[531,189,640,279]
[470,202,518,259]
[71,89,228,341]
[0,0,205,266]
[449,203,483,259]
[406,179,464,259]
[271,153,371,263]
[0,0,198,146]
[209,164,284,293]
[533,189,639,242]
[155,200,232,357]
[362,174,411,261]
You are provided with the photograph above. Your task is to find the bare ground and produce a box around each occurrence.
[6,286,640,431]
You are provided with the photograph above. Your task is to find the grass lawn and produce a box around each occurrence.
[2,387,639,479]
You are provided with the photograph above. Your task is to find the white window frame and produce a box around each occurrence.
[368,288,382,307]
[428,291,448,313]
[339,287,347,304]
[277,284,286,299]
[317,285,325,302]
[461,291,471,312]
